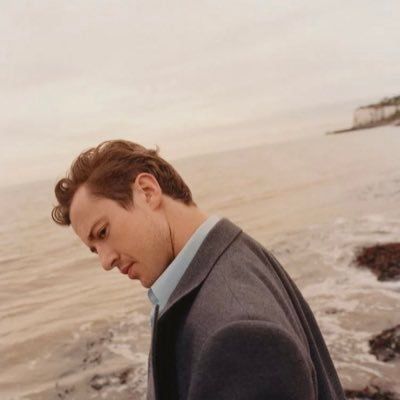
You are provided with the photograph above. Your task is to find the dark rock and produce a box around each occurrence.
[89,368,134,391]
[325,307,341,315]
[90,374,110,391]
[81,330,114,369]
[55,383,75,399]
[345,385,399,400]
[369,324,400,362]
[354,242,400,281]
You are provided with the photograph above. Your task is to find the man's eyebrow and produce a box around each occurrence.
[87,218,104,243]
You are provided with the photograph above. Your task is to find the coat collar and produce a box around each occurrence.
[157,217,242,323]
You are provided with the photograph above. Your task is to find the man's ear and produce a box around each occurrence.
[133,172,157,192]
[132,173,162,207]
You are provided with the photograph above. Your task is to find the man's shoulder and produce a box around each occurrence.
[209,227,281,291]
[188,230,297,330]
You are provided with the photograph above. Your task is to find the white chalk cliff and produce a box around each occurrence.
[353,96,400,128]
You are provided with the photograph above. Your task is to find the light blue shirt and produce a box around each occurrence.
[148,214,221,327]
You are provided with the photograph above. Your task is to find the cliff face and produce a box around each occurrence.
[353,96,400,128]
[327,95,400,135]
[354,104,400,127]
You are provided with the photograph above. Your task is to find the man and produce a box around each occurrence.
[52,139,345,400]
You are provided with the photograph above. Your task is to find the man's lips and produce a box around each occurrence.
[120,262,138,279]
[127,265,138,279]
[120,263,134,275]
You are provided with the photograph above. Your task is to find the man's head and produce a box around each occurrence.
[51,139,198,288]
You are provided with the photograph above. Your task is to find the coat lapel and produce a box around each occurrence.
[149,217,242,400]
[157,217,243,323]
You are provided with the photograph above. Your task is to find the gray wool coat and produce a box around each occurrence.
[146,217,345,400]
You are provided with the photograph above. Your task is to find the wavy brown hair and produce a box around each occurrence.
[51,139,196,226]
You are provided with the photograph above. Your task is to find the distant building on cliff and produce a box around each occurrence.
[327,94,400,135]
[353,96,400,128]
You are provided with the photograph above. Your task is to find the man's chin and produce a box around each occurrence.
[141,276,156,289]
[141,282,151,289]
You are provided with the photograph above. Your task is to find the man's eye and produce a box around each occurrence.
[98,227,107,239]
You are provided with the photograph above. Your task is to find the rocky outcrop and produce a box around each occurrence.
[345,385,400,400]
[354,242,400,281]
[369,325,400,362]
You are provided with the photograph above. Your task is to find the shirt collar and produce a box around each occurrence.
[147,215,221,312]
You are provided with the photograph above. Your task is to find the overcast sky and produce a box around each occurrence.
[1,1,399,187]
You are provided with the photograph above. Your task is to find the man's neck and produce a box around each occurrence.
[163,199,209,258]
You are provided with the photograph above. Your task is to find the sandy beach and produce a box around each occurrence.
[1,125,399,399]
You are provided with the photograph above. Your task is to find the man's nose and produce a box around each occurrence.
[98,246,118,271]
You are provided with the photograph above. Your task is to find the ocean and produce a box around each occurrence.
[1,126,399,399]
